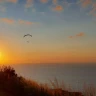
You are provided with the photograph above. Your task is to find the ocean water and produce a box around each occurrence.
[9,63,96,91]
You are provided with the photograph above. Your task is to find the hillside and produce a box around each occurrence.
[0,66,84,96]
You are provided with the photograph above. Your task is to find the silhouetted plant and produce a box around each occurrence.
[0,66,84,96]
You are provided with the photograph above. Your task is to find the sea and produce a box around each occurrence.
[8,63,96,92]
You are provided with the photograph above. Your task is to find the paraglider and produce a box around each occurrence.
[23,34,32,37]
[23,34,32,43]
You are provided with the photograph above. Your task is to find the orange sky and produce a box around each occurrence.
[0,43,96,64]
[0,0,96,64]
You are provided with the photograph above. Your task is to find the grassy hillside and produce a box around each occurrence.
[0,66,94,96]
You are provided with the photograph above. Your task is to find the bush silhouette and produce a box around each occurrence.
[0,66,26,96]
[0,66,53,96]
[0,66,84,96]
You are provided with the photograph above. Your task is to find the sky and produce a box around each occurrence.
[0,0,96,64]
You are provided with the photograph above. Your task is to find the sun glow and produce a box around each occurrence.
[0,52,3,63]
[0,51,7,64]
[0,52,2,58]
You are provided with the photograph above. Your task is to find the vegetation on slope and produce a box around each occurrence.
[0,66,93,96]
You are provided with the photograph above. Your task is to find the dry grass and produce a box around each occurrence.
[49,78,72,91]
[0,66,95,96]
[83,83,96,96]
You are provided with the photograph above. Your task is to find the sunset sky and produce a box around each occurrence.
[0,0,96,64]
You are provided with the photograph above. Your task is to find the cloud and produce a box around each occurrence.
[79,0,92,8]
[40,0,48,3]
[25,0,33,8]
[52,0,57,5]
[51,0,64,12]
[0,18,39,26]
[93,3,96,8]
[0,0,18,3]
[89,3,96,16]
[6,0,18,3]
[0,18,15,24]
[69,36,74,38]
[76,32,84,36]
[69,32,85,39]
[18,20,34,25]
[78,0,96,17]
[63,1,72,7]
[0,6,6,12]
[18,19,40,26]
[92,13,96,17]
[52,5,63,11]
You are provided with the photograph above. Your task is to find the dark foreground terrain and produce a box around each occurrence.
[0,66,84,96]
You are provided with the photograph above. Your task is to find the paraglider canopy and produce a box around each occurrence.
[23,34,32,43]
[23,34,32,37]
